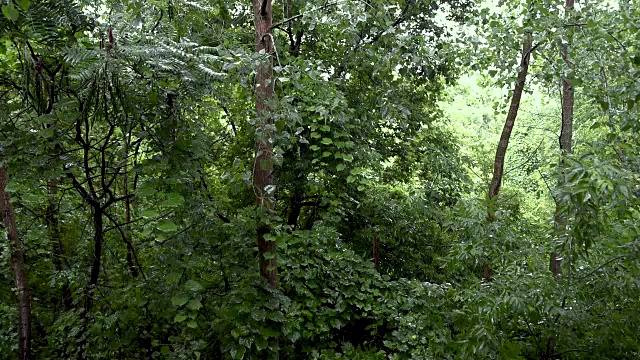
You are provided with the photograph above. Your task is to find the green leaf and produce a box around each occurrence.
[342,154,354,162]
[140,209,159,218]
[321,138,333,145]
[255,336,268,350]
[185,279,204,292]
[310,145,320,151]
[149,91,158,104]
[160,346,170,355]
[171,295,189,306]
[230,345,246,360]
[16,0,30,10]
[187,299,203,310]
[2,4,19,21]
[157,219,178,232]
[186,320,198,329]
[174,313,187,323]
[336,164,346,171]
[160,193,184,207]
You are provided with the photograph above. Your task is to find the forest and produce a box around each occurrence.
[0,0,639,359]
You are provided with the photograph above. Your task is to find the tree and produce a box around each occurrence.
[550,0,575,278]
[0,166,31,360]
[488,33,534,204]
[253,0,279,288]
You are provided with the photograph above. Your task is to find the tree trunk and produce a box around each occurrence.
[372,233,380,272]
[123,132,138,278]
[85,207,104,314]
[488,33,534,202]
[485,33,534,281]
[550,0,575,278]
[253,0,278,288]
[0,167,32,360]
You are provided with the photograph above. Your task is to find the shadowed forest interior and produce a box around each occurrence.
[1,0,640,359]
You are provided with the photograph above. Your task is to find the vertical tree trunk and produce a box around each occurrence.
[0,167,32,360]
[372,233,381,272]
[123,131,138,278]
[85,207,104,313]
[253,0,278,288]
[550,0,575,277]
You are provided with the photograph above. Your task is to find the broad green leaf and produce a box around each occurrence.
[174,313,187,323]
[230,345,246,360]
[171,295,189,306]
[185,279,204,292]
[186,320,197,329]
[336,164,346,171]
[2,4,18,21]
[16,0,30,10]
[140,209,159,218]
[160,193,184,207]
[157,219,178,232]
[160,346,170,355]
[321,138,333,145]
[187,299,203,310]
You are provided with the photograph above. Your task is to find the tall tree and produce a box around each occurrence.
[253,0,278,288]
[0,166,32,360]
[550,0,575,277]
[488,33,534,205]
[485,32,534,280]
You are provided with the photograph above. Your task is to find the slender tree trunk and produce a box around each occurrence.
[83,206,104,317]
[488,33,534,202]
[372,233,380,272]
[485,33,534,280]
[0,167,32,360]
[123,132,137,278]
[253,0,278,288]
[550,0,575,278]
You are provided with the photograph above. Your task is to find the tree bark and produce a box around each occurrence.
[485,33,534,281]
[488,33,534,202]
[85,207,104,313]
[372,233,380,272]
[253,0,278,288]
[123,131,138,278]
[0,167,32,360]
[550,0,575,278]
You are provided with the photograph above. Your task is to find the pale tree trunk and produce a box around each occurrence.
[0,167,32,360]
[550,0,575,278]
[123,130,138,278]
[253,0,278,288]
[485,33,534,280]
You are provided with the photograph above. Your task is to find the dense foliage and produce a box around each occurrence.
[1,0,639,359]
